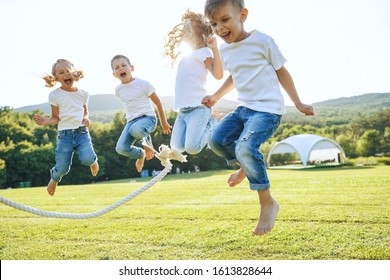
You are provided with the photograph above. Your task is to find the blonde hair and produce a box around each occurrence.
[41,59,84,87]
[164,10,213,64]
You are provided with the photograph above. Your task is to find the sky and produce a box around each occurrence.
[0,0,389,109]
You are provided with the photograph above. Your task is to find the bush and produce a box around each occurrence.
[355,157,378,166]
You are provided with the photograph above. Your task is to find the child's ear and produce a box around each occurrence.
[240,8,248,22]
[131,65,134,72]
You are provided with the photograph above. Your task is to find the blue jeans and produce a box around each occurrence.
[116,115,157,159]
[170,105,216,154]
[51,126,97,182]
[209,107,281,191]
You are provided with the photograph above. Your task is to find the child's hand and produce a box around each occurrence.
[205,36,218,50]
[201,95,218,108]
[82,117,91,128]
[32,114,46,126]
[204,57,213,69]
[296,103,315,116]
[161,121,172,135]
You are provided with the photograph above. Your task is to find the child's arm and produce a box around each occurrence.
[32,105,59,126]
[82,104,91,128]
[149,92,172,134]
[204,37,223,80]
[276,66,315,116]
[202,75,234,108]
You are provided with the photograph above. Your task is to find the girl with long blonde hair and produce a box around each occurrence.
[33,59,99,196]
[165,10,224,155]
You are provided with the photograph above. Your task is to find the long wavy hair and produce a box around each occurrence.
[164,10,213,65]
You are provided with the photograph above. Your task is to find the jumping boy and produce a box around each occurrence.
[202,0,314,235]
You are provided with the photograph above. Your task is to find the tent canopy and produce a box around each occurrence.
[267,134,346,168]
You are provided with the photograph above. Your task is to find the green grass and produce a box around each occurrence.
[1,166,389,260]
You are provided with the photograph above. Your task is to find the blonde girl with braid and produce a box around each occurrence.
[33,59,99,196]
[165,10,224,155]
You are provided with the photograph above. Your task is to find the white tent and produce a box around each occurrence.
[267,134,346,168]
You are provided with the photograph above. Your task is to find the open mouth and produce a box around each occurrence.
[120,72,127,78]
[221,32,232,41]
[64,78,72,85]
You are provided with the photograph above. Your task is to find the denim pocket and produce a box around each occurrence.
[58,131,65,139]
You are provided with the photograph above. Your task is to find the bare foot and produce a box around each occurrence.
[144,144,155,160]
[252,198,279,236]
[47,179,58,196]
[228,168,246,187]
[90,162,99,176]
[211,109,226,121]
[135,152,146,172]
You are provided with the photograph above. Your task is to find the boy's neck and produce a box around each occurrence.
[121,76,135,84]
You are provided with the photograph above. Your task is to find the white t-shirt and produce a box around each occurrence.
[49,88,89,131]
[220,30,287,115]
[174,47,212,110]
[115,77,156,122]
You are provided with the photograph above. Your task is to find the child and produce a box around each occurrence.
[164,10,224,155]
[111,54,171,172]
[202,0,315,236]
[33,59,99,196]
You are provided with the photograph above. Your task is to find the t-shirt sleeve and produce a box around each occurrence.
[114,85,120,99]
[220,45,229,71]
[199,48,212,63]
[48,91,58,107]
[143,80,156,97]
[83,90,89,105]
[265,36,286,71]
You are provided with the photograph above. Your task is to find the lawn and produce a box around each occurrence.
[1,166,389,260]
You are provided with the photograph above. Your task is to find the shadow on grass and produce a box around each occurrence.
[269,165,375,172]
[96,169,236,185]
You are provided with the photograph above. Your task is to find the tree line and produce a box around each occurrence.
[0,107,389,188]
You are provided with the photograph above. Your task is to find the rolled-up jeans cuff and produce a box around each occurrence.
[250,183,270,191]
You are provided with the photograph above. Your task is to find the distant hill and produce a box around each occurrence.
[15,92,390,125]
[15,94,239,115]
[284,92,390,125]
[313,92,390,110]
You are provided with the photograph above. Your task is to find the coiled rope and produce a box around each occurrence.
[0,144,187,219]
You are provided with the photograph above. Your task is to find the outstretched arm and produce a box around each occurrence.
[202,75,234,108]
[276,66,314,116]
[149,92,171,134]
[32,105,60,126]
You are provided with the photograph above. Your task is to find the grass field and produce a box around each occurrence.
[1,166,389,260]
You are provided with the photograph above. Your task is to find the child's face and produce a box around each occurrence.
[208,3,248,44]
[112,58,133,84]
[54,61,75,90]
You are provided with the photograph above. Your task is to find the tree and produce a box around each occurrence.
[0,158,6,188]
[336,132,358,158]
[383,127,390,155]
[357,129,381,156]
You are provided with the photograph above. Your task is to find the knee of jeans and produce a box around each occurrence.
[235,141,252,160]
[130,127,148,139]
[115,145,127,156]
[209,132,222,148]
[185,146,202,155]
